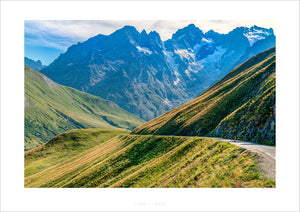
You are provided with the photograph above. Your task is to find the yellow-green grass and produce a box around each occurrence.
[25,129,275,188]
[25,128,130,178]
[132,47,275,145]
[25,65,144,150]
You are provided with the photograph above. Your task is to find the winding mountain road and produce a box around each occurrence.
[203,137,275,159]
[201,137,276,180]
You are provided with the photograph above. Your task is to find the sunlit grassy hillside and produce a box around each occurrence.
[133,48,276,145]
[25,129,274,188]
[25,65,144,150]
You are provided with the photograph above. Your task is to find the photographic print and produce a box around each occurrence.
[24,20,276,188]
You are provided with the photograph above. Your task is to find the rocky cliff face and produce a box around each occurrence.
[42,24,275,121]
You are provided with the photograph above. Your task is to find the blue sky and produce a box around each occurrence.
[24,20,275,65]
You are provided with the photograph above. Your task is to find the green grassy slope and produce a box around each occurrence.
[25,65,144,150]
[132,48,276,145]
[25,128,130,177]
[25,128,274,188]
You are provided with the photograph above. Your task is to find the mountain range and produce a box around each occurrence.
[25,57,46,71]
[133,47,276,145]
[24,24,276,188]
[25,65,144,150]
[24,46,276,188]
[41,24,275,121]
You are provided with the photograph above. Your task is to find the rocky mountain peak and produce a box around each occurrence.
[170,24,204,49]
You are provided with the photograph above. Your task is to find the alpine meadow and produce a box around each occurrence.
[25,21,276,188]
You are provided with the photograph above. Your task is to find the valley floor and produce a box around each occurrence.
[25,129,275,188]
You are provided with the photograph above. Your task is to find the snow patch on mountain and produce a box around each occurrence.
[202,37,213,43]
[136,46,152,55]
[188,61,203,73]
[173,77,180,85]
[244,29,270,46]
[174,71,179,76]
[185,69,191,78]
[244,33,265,46]
[175,49,194,60]
[163,98,173,106]
[163,50,179,72]
[194,38,214,53]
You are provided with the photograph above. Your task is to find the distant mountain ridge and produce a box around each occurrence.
[133,48,276,145]
[25,65,144,150]
[25,57,46,71]
[42,24,275,121]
